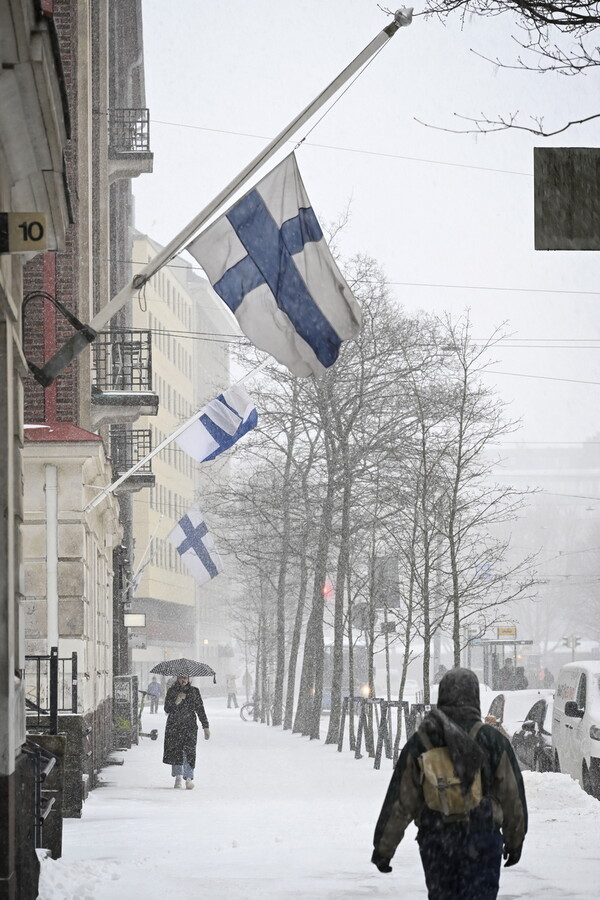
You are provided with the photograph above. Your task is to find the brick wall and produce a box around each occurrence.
[23,0,80,425]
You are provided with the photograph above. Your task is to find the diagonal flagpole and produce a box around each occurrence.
[127,514,163,593]
[35,9,413,387]
[85,358,269,511]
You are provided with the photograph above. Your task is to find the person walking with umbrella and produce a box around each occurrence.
[163,672,210,789]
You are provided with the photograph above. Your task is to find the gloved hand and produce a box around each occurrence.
[503,845,522,867]
[204,728,210,740]
[175,692,186,705]
[371,850,392,873]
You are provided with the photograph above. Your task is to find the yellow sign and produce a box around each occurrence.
[0,213,47,253]
[497,625,517,639]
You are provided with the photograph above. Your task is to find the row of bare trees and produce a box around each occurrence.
[202,254,536,743]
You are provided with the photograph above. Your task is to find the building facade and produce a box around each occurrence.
[0,1,72,896]
[4,1,153,895]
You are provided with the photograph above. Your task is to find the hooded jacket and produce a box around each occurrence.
[373,668,527,864]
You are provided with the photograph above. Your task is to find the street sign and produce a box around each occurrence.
[0,213,47,252]
[497,625,517,639]
[124,613,146,627]
[534,148,600,250]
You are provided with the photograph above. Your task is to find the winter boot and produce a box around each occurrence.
[174,775,183,789]
[185,778,195,790]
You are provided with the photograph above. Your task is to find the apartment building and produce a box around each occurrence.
[129,234,241,693]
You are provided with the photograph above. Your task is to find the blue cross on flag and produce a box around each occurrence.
[167,506,223,586]
[176,383,258,463]
[187,153,362,378]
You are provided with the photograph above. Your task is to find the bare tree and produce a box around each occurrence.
[433,314,538,664]
[404,0,600,134]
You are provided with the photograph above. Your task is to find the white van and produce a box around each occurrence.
[552,660,600,799]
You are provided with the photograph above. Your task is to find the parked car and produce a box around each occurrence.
[552,660,600,800]
[484,689,555,744]
[510,697,554,772]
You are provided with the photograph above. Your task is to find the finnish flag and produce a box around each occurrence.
[167,507,223,587]
[187,153,362,378]
[176,383,258,463]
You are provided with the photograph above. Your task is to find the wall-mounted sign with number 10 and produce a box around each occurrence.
[0,213,48,253]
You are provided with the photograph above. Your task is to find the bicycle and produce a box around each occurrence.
[240,696,285,723]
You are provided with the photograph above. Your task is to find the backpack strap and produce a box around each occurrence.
[468,721,484,740]
[417,725,433,751]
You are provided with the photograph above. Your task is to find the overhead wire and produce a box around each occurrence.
[149,118,532,178]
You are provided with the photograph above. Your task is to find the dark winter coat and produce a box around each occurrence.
[373,669,527,899]
[162,683,209,769]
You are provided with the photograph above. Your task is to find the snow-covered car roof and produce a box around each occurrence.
[484,689,555,737]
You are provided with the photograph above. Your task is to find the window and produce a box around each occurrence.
[577,674,587,711]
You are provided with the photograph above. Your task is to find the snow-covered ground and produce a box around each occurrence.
[38,700,600,899]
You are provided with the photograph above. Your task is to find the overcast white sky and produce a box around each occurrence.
[133,0,600,444]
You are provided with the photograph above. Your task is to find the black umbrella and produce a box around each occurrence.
[150,658,217,682]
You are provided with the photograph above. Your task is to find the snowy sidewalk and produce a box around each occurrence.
[38,700,600,899]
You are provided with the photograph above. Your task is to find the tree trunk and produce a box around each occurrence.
[284,537,308,730]
[325,474,351,744]
[272,384,299,726]
[294,476,336,739]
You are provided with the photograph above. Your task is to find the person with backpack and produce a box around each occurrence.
[371,667,527,900]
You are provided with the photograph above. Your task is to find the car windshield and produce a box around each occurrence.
[524,700,546,725]
[485,689,554,732]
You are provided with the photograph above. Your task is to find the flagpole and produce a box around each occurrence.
[128,514,163,590]
[86,407,211,512]
[85,358,269,511]
[35,10,413,386]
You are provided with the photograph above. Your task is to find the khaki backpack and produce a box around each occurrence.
[417,721,484,820]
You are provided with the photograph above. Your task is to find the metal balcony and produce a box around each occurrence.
[91,329,158,427]
[93,329,153,391]
[110,426,155,492]
[109,108,150,152]
[108,108,153,182]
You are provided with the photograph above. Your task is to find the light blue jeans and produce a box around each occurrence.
[171,752,194,780]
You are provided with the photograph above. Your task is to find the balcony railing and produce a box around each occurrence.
[110,426,153,476]
[92,329,153,392]
[109,108,150,153]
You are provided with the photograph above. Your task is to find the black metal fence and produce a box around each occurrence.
[109,107,150,152]
[22,740,57,848]
[92,328,153,392]
[25,647,78,733]
[338,696,430,769]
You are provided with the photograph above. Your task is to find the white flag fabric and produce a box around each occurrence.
[176,383,258,463]
[167,507,223,586]
[187,153,362,378]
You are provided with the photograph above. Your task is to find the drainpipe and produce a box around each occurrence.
[45,465,59,654]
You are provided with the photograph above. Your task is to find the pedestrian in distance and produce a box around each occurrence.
[163,673,210,790]
[372,667,527,900]
[146,676,161,714]
[514,666,528,691]
[497,657,516,691]
[226,673,238,709]
[433,664,448,684]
